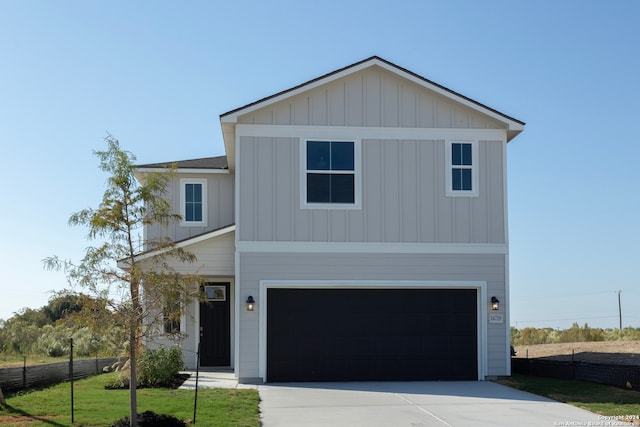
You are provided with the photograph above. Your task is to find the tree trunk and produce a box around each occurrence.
[129,278,142,427]
[129,328,138,427]
[0,385,6,406]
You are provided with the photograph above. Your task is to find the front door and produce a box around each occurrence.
[199,282,231,366]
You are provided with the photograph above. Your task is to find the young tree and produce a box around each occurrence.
[44,135,202,426]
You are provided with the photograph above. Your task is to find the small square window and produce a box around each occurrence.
[205,285,226,301]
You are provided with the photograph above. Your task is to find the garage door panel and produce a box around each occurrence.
[267,288,477,382]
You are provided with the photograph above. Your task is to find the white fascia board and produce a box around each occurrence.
[135,168,229,174]
[372,60,524,135]
[175,225,236,248]
[237,241,507,255]
[236,124,508,142]
[221,122,236,172]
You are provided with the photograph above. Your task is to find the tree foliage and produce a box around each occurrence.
[0,291,125,357]
[43,135,202,426]
[511,323,640,346]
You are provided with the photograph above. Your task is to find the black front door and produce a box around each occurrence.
[200,282,231,366]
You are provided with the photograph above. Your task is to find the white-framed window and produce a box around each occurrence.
[300,139,361,209]
[445,141,479,197]
[180,178,207,226]
[163,305,181,334]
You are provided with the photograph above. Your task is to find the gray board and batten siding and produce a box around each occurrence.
[238,136,506,244]
[234,65,507,130]
[230,61,514,381]
[234,64,509,244]
[144,172,235,244]
[236,252,508,380]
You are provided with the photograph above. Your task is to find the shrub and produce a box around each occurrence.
[45,342,68,357]
[104,347,184,389]
[34,325,69,357]
[104,371,130,390]
[72,327,101,356]
[137,347,184,388]
[111,410,186,427]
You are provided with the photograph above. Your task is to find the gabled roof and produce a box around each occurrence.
[219,56,525,171]
[136,155,228,171]
[117,224,235,269]
[221,56,525,126]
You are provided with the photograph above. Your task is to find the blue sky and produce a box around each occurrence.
[1,1,638,329]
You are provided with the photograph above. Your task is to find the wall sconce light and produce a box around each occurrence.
[491,296,500,311]
[246,296,255,311]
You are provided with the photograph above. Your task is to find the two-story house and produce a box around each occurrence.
[136,56,524,383]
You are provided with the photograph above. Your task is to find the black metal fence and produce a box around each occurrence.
[0,357,116,393]
[512,358,640,391]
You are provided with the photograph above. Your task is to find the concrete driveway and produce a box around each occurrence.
[259,381,607,426]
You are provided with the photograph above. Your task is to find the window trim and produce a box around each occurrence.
[300,139,362,210]
[163,292,182,334]
[445,140,479,197]
[180,178,208,226]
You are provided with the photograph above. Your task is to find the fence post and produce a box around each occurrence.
[22,356,26,391]
[70,338,74,424]
[193,342,201,424]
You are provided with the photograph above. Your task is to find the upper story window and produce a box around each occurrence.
[180,178,208,226]
[446,141,479,197]
[301,140,361,209]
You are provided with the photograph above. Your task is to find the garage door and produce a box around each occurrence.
[267,288,477,382]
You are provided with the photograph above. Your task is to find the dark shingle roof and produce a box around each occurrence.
[136,155,228,170]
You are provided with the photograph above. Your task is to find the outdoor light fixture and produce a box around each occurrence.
[246,296,255,311]
[491,296,500,311]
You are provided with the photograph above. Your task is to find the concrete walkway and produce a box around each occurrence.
[178,370,256,390]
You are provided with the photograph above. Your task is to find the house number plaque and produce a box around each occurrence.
[489,314,504,324]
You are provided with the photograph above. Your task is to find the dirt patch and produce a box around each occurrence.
[514,340,640,365]
[0,414,64,426]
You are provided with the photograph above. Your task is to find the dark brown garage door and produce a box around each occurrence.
[267,288,477,382]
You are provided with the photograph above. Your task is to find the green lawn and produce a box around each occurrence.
[1,372,260,426]
[497,374,640,423]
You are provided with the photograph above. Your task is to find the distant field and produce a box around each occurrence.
[0,355,103,368]
[0,355,70,368]
[514,340,640,365]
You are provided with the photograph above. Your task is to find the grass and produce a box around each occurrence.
[0,372,260,426]
[497,374,640,423]
[0,355,72,368]
[0,355,114,369]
